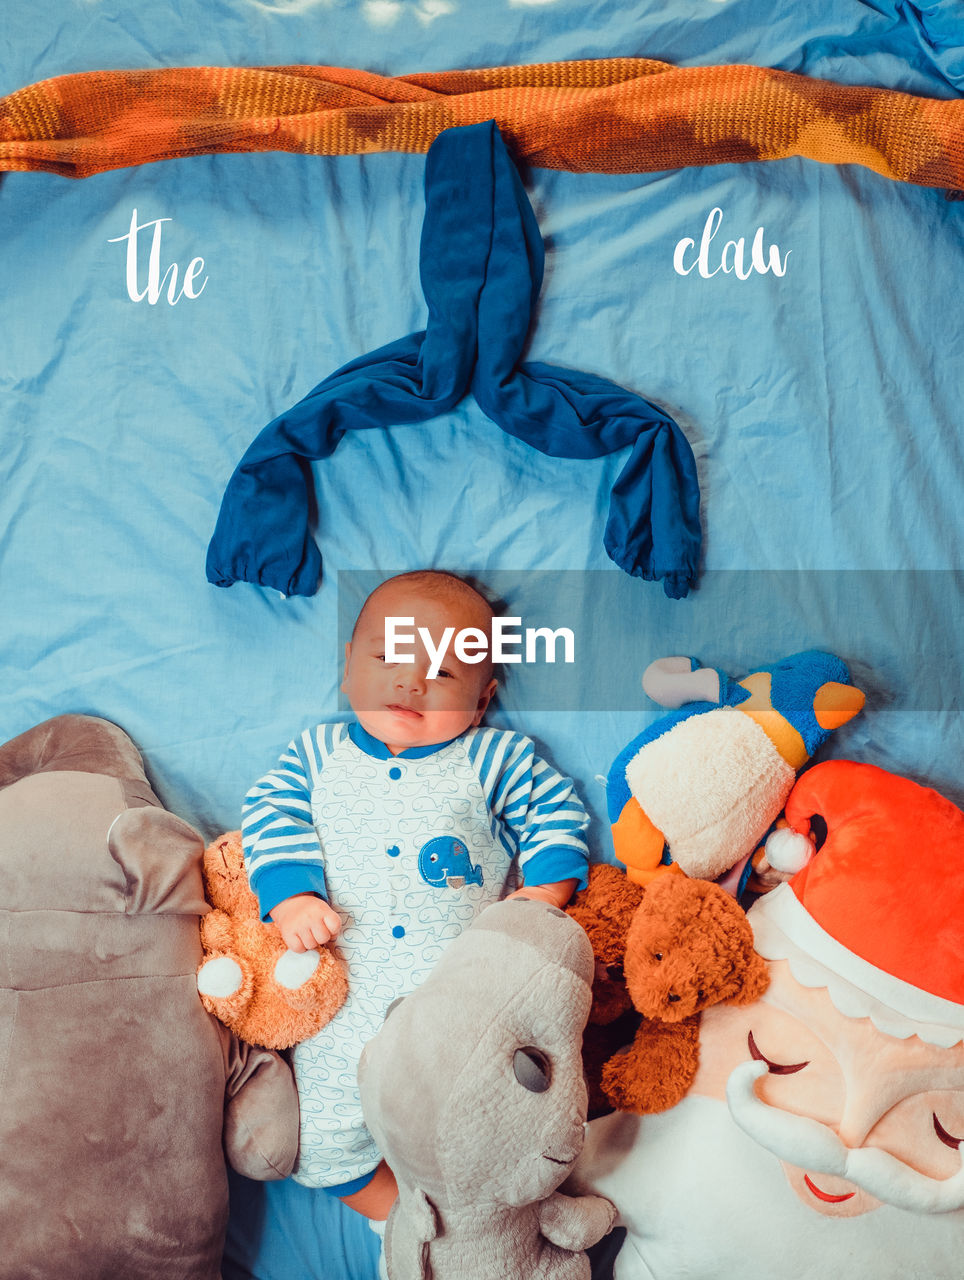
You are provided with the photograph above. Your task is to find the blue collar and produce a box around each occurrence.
[348,721,459,760]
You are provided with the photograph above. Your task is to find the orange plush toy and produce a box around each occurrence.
[569,864,769,1115]
[196,831,348,1050]
[567,864,643,1114]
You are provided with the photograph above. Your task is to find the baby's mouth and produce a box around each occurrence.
[387,703,423,719]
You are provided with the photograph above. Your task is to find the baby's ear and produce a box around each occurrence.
[730,949,770,1006]
[474,677,498,723]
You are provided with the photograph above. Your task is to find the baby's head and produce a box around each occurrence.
[342,571,497,755]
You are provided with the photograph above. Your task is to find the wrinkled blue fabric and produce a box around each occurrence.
[206,121,702,599]
[896,1,964,89]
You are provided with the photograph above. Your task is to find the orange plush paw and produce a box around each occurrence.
[601,1017,701,1115]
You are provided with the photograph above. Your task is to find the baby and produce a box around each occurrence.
[242,570,590,1219]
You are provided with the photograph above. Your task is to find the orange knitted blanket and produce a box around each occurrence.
[2,59,961,190]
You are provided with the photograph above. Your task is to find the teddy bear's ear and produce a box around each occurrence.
[108,806,208,915]
[729,947,771,1006]
[567,863,645,964]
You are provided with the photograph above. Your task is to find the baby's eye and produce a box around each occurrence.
[748,1031,809,1075]
[436,669,454,679]
[934,1113,964,1149]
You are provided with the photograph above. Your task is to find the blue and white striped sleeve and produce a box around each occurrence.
[242,729,329,921]
[467,729,590,890]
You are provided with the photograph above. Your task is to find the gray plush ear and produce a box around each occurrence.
[108,807,208,915]
[222,1032,300,1181]
[0,715,155,793]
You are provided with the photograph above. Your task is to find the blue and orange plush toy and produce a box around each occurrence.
[607,651,865,890]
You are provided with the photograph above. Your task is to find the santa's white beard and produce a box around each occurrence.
[727,1060,964,1215]
[568,1095,964,1280]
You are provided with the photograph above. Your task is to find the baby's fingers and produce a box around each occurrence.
[321,905,343,940]
[278,921,320,953]
[302,920,333,949]
[283,927,311,954]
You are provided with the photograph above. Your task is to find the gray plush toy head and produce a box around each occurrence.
[358,897,594,1211]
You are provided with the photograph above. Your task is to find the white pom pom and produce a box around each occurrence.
[197,956,244,998]
[765,827,815,874]
[274,948,321,990]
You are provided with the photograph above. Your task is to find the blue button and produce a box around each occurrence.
[389,766,402,780]
[392,926,406,939]
[387,844,400,858]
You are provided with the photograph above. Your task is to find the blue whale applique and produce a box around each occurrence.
[418,836,484,890]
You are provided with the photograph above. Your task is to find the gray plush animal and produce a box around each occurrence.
[358,898,616,1280]
[0,714,300,1280]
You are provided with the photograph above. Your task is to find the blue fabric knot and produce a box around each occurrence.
[206,120,701,598]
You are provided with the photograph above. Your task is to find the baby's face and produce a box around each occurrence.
[342,581,496,755]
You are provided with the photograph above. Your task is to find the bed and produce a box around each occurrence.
[2,2,962,1277]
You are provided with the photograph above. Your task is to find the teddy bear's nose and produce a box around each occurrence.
[667,992,680,1003]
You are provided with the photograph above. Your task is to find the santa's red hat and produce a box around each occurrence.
[750,760,964,1047]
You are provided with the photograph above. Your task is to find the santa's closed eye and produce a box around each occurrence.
[748,1030,809,1075]
[933,1113,964,1150]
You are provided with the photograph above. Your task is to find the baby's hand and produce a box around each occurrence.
[507,879,578,910]
[269,894,342,953]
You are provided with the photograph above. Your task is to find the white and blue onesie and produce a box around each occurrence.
[242,720,590,1191]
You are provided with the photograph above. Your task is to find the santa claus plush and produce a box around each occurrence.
[569,760,964,1279]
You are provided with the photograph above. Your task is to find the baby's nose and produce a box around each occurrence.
[395,665,427,691]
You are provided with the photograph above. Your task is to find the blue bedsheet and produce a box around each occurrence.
[2,2,962,1277]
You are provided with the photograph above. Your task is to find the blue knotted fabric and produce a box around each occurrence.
[206,120,702,598]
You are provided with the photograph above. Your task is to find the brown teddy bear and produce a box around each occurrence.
[196,830,348,1050]
[568,863,769,1115]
